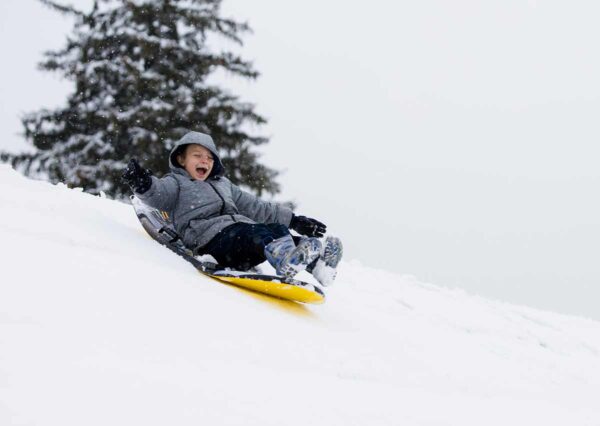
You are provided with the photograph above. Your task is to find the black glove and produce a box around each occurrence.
[121,158,152,194]
[290,214,327,238]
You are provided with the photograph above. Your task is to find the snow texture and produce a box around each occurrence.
[311,260,337,287]
[1,164,599,425]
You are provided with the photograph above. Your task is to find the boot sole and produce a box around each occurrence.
[322,236,343,268]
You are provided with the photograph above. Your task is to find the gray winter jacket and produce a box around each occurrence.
[135,131,294,252]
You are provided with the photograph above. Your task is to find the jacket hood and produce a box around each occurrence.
[169,131,225,179]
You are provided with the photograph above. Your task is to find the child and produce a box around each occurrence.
[122,131,342,285]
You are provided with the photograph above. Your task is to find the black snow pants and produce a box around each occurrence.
[200,222,299,271]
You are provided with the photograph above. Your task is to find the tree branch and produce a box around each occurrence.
[38,0,85,18]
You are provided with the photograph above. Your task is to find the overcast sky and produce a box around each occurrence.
[1,0,599,320]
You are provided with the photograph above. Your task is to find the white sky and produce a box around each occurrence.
[1,0,599,319]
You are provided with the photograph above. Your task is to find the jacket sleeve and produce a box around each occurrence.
[135,175,179,212]
[231,182,294,226]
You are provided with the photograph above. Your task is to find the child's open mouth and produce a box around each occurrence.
[196,166,209,177]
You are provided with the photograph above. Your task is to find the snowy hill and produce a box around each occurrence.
[1,164,600,426]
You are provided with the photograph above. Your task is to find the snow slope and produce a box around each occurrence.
[1,164,599,426]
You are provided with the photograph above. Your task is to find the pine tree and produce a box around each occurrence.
[1,0,280,199]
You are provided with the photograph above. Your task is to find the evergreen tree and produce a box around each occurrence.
[1,0,280,199]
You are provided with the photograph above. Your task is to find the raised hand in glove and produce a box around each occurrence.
[290,214,327,238]
[121,158,152,194]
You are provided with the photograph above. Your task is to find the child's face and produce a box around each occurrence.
[177,144,214,181]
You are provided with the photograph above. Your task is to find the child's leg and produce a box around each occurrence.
[201,223,290,271]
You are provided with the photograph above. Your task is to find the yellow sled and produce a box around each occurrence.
[207,272,325,304]
[131,196,326,305]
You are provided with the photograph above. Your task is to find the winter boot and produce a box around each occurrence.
[264,235,322,279]
[307,236,343,286]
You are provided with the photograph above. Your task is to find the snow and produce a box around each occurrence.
[1,164,599,425]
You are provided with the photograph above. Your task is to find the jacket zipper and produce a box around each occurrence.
[207,182,229,218]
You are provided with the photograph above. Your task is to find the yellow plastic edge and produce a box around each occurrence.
[212,275,325,304]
